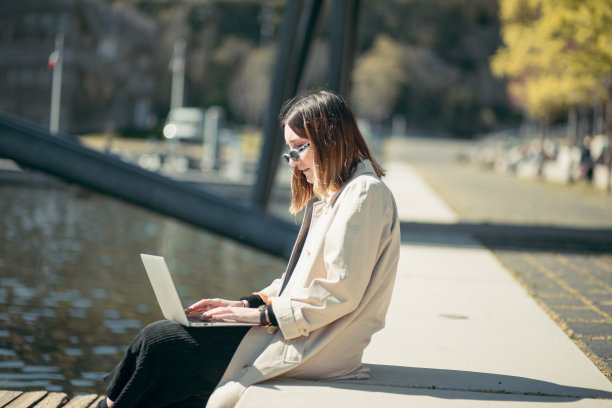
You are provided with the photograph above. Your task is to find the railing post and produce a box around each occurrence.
[252,0,323,211]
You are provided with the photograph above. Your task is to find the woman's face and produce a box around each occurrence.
[284,124,316,184]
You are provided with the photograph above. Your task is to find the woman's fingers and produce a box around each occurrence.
[184,299,207,313]
[185,298,238,313]
[185,298,215,313]
[201,307,232,321]
[202,307,259,324]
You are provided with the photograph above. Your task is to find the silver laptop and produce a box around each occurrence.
[140,253,257,327]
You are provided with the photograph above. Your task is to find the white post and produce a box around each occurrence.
[203,106,223,171]
[170,39,185,111]
[50,33,64,134]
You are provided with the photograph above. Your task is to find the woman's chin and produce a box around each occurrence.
[303,171,314,184]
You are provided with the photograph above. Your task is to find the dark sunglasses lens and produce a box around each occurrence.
[282,154,290,164]
[289,150,300,162]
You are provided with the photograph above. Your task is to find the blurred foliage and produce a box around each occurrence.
[356,0,510,137]
[228,45,275,126]
[112,0,516,137]
[491,0,612,124]
[352,35,407,123]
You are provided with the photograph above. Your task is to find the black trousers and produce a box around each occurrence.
[104,320,250,408]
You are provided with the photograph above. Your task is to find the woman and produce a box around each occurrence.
[99,90,400,408]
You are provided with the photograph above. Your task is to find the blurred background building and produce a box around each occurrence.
[0,0,156,134]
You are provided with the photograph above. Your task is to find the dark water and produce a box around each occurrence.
[0,175,287,396]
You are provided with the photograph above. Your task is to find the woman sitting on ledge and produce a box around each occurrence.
[98,90,401,408]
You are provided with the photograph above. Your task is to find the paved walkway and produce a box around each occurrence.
[237,139,612,407]
[392,136,612,378]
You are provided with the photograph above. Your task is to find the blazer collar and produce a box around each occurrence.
[327,159,377,208]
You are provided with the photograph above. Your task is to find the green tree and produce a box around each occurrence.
[351,34,407,123]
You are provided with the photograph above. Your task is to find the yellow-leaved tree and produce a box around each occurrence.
[491,0,612,187]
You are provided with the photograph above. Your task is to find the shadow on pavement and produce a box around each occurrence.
[400,222,612,254]
[321,364,612,401]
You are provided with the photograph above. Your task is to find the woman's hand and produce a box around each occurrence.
[201,306,260,324]
[184,298,244,314]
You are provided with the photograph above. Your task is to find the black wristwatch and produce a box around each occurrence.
[259,305,270,326]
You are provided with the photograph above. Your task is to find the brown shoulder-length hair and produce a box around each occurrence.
[279,90,385,214]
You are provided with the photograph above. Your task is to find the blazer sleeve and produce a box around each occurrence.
[271,177,394,340]
[256,275,285,298]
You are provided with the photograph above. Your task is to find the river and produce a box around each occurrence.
[0,171,287,396]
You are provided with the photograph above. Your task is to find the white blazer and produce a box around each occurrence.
[206,160,401,408]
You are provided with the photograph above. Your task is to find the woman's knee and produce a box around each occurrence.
[132,320,185,353]
[142,319,181,334]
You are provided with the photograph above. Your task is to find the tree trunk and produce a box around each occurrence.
[593,98,604,135]
[538,114,550,178]
[606,75,612,192]
[567,105,578,143]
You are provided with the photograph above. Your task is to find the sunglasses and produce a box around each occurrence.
[282,142,311,164]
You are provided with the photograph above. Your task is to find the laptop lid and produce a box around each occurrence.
[140,253,191,326]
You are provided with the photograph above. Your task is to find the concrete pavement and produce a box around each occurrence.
[390,136,612,377]
[236,158,612,406]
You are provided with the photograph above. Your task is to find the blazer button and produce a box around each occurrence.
[298,328,307,335]
[241,365,249,374]
[267,326,278,335]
